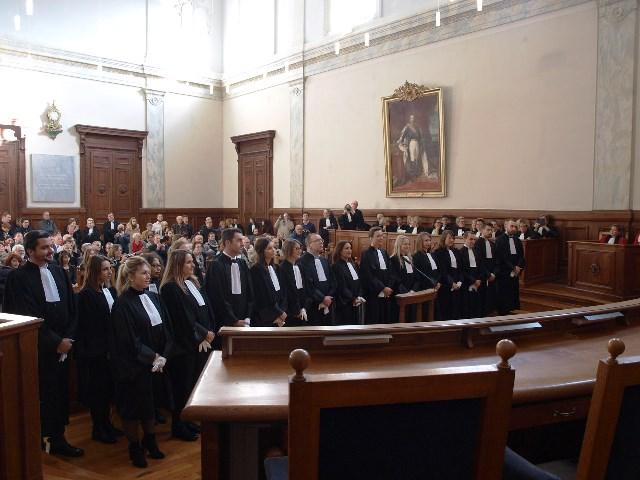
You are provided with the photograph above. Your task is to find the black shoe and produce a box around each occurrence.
[142,433,165,459]
[172,422,199,442]
[128,441,148,468]
[106,422,124,437]
[49,437,84,458]
[92,427,117,444]
[185,421,201,434]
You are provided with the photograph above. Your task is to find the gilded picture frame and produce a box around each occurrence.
[383,82,446,197]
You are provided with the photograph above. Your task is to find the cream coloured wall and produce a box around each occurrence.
[222,83,291,208]
[303,3,598,210]
[164,94,223,207]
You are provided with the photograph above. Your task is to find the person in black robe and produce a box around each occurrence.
[199,216,217,240]
[109,256,173,468]
[517,220,541,240]
[350,200,368,230]
[76,255,121,444]
[338,204,357,230]
[160,249,216,441]
[142,252,164,294]
[359,227,394,324]
[81,217,102,245]
[279,239,309,327]
[103,212,119,244]
[331,241,364,325]
[411,232,442,321]
[389,235,421,322]
[475,225,498,316]
[205,228,254,327]
[495,220,526,315]
[432,231,463,320]
[319,209,338,246]
[298,233,336,326]
[57,250,77,286]
[454,216,469,237]
[460,232,486,319]
[249,237,287,327]
[3,230,83,457]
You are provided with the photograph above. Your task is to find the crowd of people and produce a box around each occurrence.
[0,204,611,470]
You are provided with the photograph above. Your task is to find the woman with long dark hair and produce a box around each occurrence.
[279,239,308,327]
[76,255,120,443]
[160,249,215,441]
[432,231,462,320]
[250,237,287,327]
[331,241,364,325]
[109,256,173,468]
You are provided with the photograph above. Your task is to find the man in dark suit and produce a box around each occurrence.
[359,227,394,324]
[319,209,338,246]
[102,212,119,244]
[298,233,336,326]
[81,218,101,245]
[4,230,83,457]
[495,220,525,315]
[199,216,216,240]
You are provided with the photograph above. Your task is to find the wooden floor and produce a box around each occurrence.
[43,412,201,480]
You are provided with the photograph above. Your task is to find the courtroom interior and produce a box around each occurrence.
[1,0,640,479]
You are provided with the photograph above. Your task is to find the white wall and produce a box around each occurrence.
[222,83,291,207]
[303,4,598,210]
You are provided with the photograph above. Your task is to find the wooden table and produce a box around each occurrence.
[183,300,640,480]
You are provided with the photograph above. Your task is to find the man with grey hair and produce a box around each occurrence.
[298,233,335,326]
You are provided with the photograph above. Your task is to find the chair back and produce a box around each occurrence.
[576,338,640,480]
[288,339,517,480]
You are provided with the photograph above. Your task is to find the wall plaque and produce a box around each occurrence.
[31,154,75,203]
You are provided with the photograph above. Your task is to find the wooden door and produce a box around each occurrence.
[231,130,275,226]
[76,125,146,221]
[0,125,23,216]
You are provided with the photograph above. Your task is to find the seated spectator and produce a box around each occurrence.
[58,250,77,287]
[16,217,31,235]
[290,225,307,246]
[455,216,468,237]
[432,219,443,235]
[131,232,145,254]
[301,213,316,234]
[114,224,130,253]
[125,217,140,236]
[203,232,219,256]
[38,211,57,235]
[200,217,216,239]
[533,215,559,238]
[11,244,26,261]
[600,224,627,245]
[517,220,541,240]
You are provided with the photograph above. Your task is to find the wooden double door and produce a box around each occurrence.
[76,125,146,221]
[232,130,275,225]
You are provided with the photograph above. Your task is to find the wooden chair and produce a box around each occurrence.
[575,338,640,480]
[286,339,517,480]
[394,288,437,322]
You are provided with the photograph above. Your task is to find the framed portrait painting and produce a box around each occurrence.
[383,82,446,197]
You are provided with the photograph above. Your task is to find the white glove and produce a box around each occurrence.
[151,355,167,373]
[58,353,67,363]
[198,340,212,353]
[300,308,308,322]
[244,317,251,327]
[510,271,517,278]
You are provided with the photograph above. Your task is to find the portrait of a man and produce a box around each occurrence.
[383,84,445,197]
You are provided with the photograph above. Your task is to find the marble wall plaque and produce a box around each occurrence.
[31,154,76,203]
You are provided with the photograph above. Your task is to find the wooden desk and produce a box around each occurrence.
[0,313,43,480]
[568,241,640,300]
[184,300,640,480]
[520,238,559,286]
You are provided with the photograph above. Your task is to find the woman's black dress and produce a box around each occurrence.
[250,263,287,327]
[331,260,363,325]
[109,287,173,421]
[279,260,309,327]
[389,256,421,322]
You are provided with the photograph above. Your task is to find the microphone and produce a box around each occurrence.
[403,256,437,287]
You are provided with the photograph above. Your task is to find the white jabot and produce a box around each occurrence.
[457,228,464,236]
[325,218,331,227]
[88,228,93,235]
[509,237,517,255]
[347,262,359,280]
[347,213,352,222]
[40,266,61,303]
[519,233,525,240]
[140,293,163,326]
[376,249,387,270]
[293,265,303,289]
[476,231,481,238]
[148,283,158,294]
[110,221,115,230]
[102,288,114,311]
[485,240,493,259]
[268,265,281,291]
[608,236,615,245]
[448,249,457,269]
[314,258,327,282]
[185,279,206,306]
[412,227,418,234]
[230,262,242,294]
[467,247,477,268]
[403,257,414,273]
[427,253,437,270]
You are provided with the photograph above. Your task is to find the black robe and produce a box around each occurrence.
[81,227,102,245]
[76,286,117,422]
[494,234,526,315]
[359,247,393,324]
[519,229,541,240]
[389,256,421,322]
[205,253,254,327]
[475,237,497,316]
[433,247,462,321]
[352,209,368,230]
[4,261,76,437]
[250,264,287,327]
[279,259,309,327]
[332,259,363,325]
[298,252,336,326]
[319,216,338,246]
[161,281,215,415]
[103,221,119,244]
[460,246,486,319]
[109,288,173,420]
[412,251,441,289]
[338,213,357,230]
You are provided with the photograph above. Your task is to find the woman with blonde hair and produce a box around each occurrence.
[389,235,420,322]
[110,256,172,468]
[125,217,141,236]
[76,255,120,444]
[160,249,215,441]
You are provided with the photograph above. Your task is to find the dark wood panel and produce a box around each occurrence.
[0,142,18,216]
